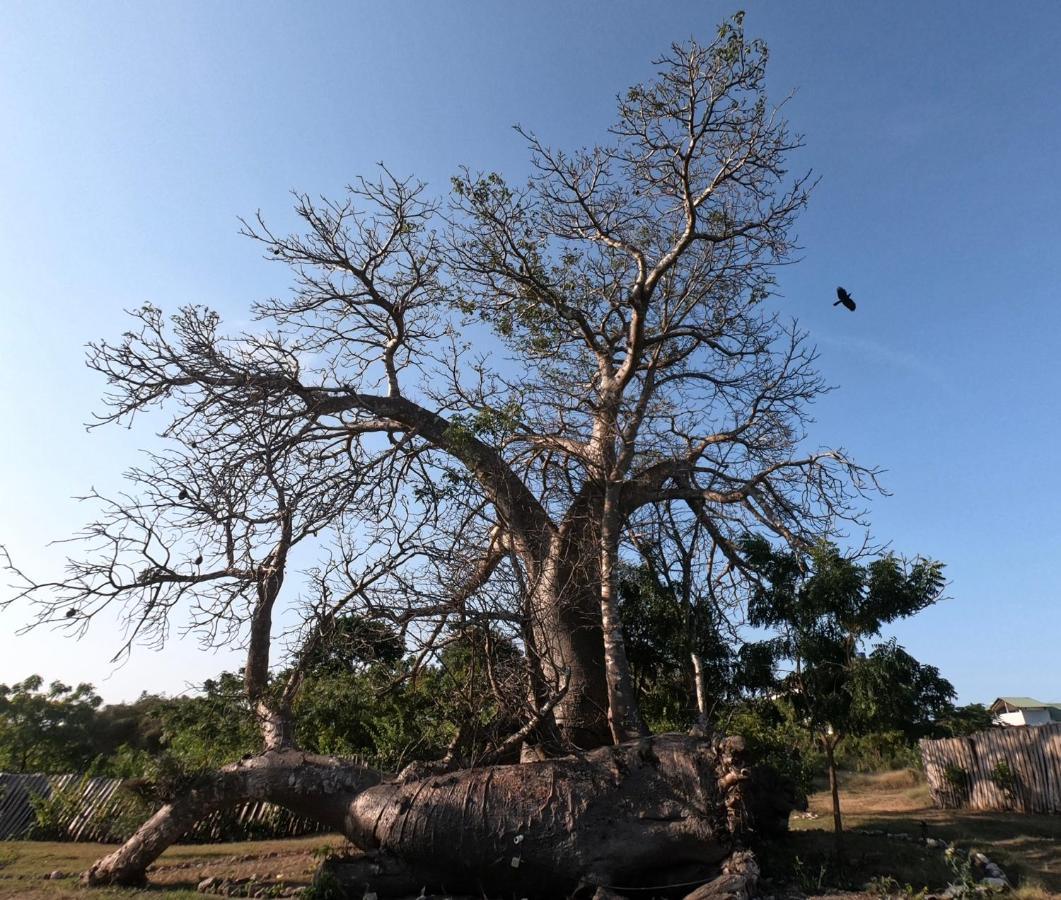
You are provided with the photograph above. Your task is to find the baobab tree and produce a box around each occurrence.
[6,16,876,895]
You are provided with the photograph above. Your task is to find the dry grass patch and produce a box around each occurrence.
[0,835,347,900]
[844,768,924,793]
[790,770,1061,894]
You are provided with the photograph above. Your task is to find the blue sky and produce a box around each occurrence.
[1,2,1058,705]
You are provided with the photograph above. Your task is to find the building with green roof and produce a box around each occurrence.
[989,697,1061,727]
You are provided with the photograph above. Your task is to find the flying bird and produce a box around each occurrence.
[834,287,856,311]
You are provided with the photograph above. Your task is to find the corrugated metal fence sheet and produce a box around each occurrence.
[919,723,1061,814]
[0,773,329,842]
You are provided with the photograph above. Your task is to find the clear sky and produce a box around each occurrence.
[1,2,1058,706]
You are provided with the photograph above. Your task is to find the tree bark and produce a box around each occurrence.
[691,653,709,728]
[823,735,844,859]
[82,750,382,887]
[525,539,612,751]
[343,733,739,896]
[256,701,297,752]
[84,733,786,897]
[598,487,648,742]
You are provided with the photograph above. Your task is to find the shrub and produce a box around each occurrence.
[989,759,1018,799]
[942,763,970,799]
[836,730,923,773]
[27,774,155,842]
[27,776,89,840]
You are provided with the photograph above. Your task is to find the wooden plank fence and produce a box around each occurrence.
[0,772,329,842]
[920,723,1061,814]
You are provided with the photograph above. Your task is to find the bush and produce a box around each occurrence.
[28,774,153,842]
[723,701,813,801]
[26,780,77,840]
[836,730,923,773]
[942,763,970,799]
[989,759,1018,799]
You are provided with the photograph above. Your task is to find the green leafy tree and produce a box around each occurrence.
[618,564,737,730]
[724,698,814,801]
[144,621,527,774]
[153,672,260,770]
[745,540,953,856]
[293,619,525,769]
[0,676,104,772]
[292,669,437,766]
[934,703,994,737]
[90,693,167,760]
[297,613,406,677]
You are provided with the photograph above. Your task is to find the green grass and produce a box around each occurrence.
[0,835,346,900]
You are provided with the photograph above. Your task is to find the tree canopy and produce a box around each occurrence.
[4,15,879,755]
[0,676,103,773]
[743,538,953,849]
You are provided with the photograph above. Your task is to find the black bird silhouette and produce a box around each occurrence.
[834,286,856,311]
[178,488,188,501]
[194,555,203,566]
[66,608,77,618]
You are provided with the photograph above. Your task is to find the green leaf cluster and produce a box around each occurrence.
[743,539,954,744]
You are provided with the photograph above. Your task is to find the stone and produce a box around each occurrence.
[46,870,64,880]
[198,876,221,892]
[982,876,1008,889]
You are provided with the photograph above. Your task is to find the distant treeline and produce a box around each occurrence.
[0,663,992,790]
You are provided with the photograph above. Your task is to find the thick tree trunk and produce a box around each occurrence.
[256,701,297,751]
[340,732,764,897]
[527,545,612,751]
[82,751,382,887]
[598,484,649,742]
[84,733,788,897]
